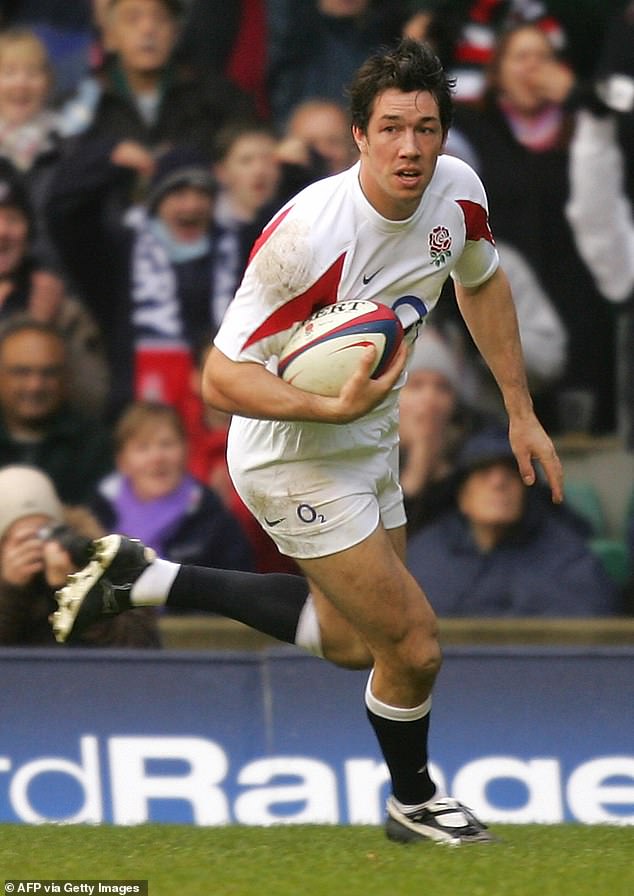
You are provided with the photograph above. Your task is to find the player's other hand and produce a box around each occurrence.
[329,341,408,423]
[509,416,564,504]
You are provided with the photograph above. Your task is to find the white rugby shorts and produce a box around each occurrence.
[227,409,406,559]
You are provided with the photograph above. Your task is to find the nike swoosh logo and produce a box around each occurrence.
[264,516,286,527]
[363,267,384,284]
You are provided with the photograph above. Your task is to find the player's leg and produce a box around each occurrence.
[52,535,319,652]
[307,586,373,668]
[167,563,372,666]
[298,524,492,844]
[300,524,439,703]
[301,518,411,670]
[52,536,373,666]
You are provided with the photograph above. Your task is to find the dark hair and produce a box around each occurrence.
[348,38,454,137]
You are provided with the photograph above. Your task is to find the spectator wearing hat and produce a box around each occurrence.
[0,319,113,505]
[0,463,161,646]
[400,324,494,535]
[128,147,219,419]
[49,144,221,419]
[406,427,622,617]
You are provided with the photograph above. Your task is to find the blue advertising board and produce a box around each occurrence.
[1,646,633,826]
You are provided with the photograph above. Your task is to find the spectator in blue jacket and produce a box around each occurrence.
[407,427,622,617]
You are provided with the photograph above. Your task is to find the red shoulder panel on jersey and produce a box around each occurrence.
[456,199,495,244]
[242,254,346,350]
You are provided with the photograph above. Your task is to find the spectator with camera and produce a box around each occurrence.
[0,463,161,646]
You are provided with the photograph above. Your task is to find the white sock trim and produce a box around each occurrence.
[390,791,447,816]
[294,594,324,657]
[365,668,432,721]
[130,558,181,606]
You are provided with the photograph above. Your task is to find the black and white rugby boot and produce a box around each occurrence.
[52,534,156,644]
[385,795,495,846]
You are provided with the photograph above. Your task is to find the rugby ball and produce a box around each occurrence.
[278,300,403,396]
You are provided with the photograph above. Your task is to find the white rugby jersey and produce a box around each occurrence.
[215,155,499,468]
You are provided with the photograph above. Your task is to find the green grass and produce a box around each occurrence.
[1,823,633,896]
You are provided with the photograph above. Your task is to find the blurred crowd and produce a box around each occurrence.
[0,0,632,646]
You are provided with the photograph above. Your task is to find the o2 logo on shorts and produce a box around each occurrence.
[297,503,326,524]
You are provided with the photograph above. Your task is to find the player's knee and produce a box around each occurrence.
[413,637,443,683]
[398,624,442,687]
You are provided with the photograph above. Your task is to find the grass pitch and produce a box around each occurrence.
[1,823,633,896]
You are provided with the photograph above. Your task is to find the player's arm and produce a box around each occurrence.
[202,341,407,425]
[454,267,563,503]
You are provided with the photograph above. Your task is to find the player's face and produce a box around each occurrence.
[353,88,445,220]
[117,421,187,500]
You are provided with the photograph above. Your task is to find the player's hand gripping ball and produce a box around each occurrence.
[278,300,404,396]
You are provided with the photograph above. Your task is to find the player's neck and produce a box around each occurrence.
[357,171,421,221]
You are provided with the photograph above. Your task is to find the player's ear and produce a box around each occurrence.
[352,125,367,153]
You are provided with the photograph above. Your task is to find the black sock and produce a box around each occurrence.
[366,706,436,807]
[166,565,310,644]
